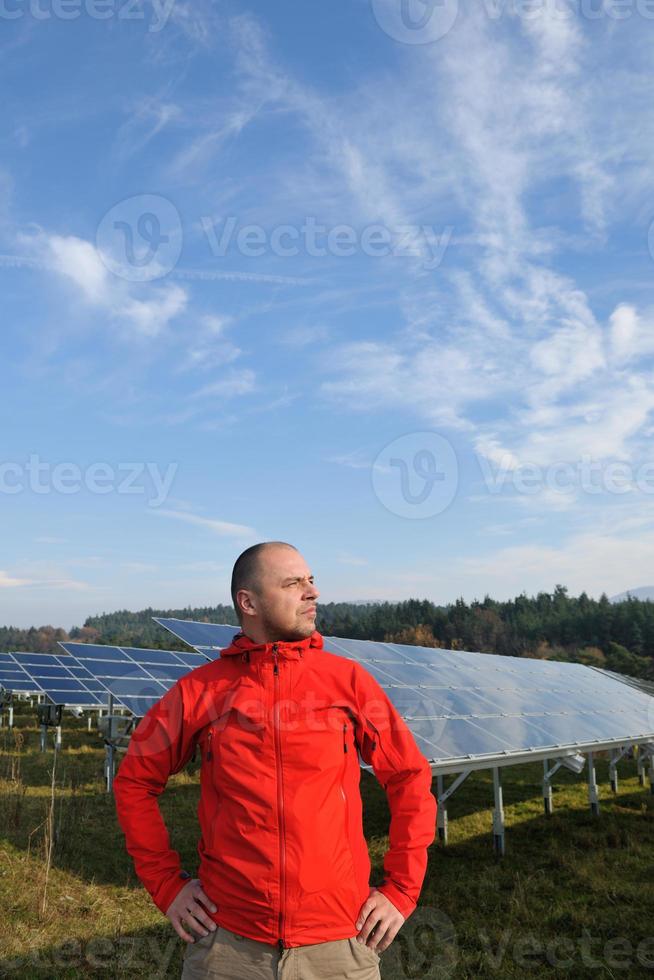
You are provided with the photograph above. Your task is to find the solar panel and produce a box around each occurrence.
[0,653,42,695]
[152,621,654,769]
[324,638,654,765]
[0,651,107,707]
[12,651,108,707]
[153,618,237,657]
[58,643,212,716]
[591,667,654,699]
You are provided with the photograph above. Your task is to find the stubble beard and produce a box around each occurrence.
[259,602,315,642]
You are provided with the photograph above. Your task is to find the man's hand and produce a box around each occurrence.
[166,879,218,943]
[355,887,405,953]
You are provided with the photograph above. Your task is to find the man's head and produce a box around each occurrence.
[231,542,319,643]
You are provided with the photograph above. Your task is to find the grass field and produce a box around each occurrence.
[1,706,653,979]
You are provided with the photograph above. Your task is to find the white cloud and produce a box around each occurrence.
[25,231,188,338]
[609,303,654,364]
[113,98,181,162]
[0,570,32,588]
[455,526,654,602]
[119,284,187,338]
[294,4,654,486]
[191,369,256,399]
[0,566,92,591]
[177,313,241,373]
[152,509,256,537]
[326,450,372,471]
[337,552,368,567]
[48,234,108,304]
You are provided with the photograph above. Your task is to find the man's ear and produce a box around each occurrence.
[237,588,257,619]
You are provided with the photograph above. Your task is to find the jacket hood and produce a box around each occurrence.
[220,629,324,662]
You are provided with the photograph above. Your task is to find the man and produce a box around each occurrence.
[114,542,437,979]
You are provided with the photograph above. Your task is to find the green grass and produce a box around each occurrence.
[1,705,653,978]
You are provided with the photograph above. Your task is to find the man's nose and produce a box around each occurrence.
[306,582,319,599]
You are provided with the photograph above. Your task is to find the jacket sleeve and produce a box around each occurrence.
[113,681,200,916]
[353,664,437,920]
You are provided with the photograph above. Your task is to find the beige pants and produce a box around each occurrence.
[181,925,382,980]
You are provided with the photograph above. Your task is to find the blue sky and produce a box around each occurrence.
[2,0,654,628]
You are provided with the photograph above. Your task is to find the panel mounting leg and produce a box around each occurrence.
[638,750,646,787]
[39,724,47,753]
[543,759,553,816]
[609,750,619,794]
[492,767,505,856]
[588,752,600,816]
[436,775,448,844]
[105,742,115,793]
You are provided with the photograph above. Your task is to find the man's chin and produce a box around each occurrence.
[285,620,315,641]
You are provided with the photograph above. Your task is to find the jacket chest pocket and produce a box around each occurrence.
[287,705,355,778]
[203,691,267,789]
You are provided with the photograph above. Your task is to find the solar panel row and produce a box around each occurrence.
[58,643,215,716]
[3,620,654,772]
[1,645,216,715]
[0,651,106,706]
[152,619,654,767]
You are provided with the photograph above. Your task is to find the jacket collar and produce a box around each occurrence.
[220,629,323,663]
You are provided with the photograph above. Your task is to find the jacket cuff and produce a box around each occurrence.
[153,874,189,916]
[375,881,416,920]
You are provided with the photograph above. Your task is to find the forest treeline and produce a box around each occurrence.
[1,586,653,680]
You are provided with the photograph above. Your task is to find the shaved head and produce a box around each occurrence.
[231,542,298,623]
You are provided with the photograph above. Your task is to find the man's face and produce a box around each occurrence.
[246,546,320,641]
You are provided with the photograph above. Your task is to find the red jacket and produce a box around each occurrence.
[114,630,437,947]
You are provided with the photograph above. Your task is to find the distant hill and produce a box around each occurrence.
[610,587,654,603]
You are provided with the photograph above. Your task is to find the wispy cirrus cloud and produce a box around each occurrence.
[151,509,256,537]
[0,570,33,588]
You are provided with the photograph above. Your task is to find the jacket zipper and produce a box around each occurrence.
[272,643,287,948]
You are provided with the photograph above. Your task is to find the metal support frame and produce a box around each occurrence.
[492,767,505,856]
[105,694,115,793]
[436,775,446,843]
[98,697,135,794]
[587,751,600,816]
[543,759,555,815]
[436,769,472,845]
[0,689,12,729]
[609,745,630,794]
[424,737,654,854]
